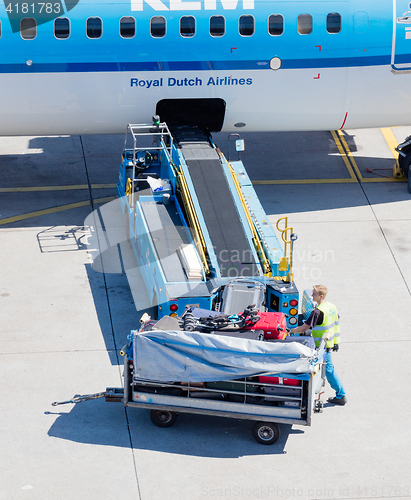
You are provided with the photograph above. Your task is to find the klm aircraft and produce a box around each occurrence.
[1,0,411,141]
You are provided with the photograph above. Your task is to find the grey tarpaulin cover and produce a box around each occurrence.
[132,330,319,383]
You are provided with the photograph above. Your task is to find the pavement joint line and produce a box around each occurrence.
[0,183,116,193]
[0,196,116,226]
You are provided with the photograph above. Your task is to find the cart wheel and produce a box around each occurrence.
[150,410,178,428]
[253,421,280,445]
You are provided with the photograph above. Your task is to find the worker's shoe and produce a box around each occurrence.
[328,396,347,406]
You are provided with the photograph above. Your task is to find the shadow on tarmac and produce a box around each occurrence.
[1,133,410,230]
[46,399,302,456]
[85,263,153,366]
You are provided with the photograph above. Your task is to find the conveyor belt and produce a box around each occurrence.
[175,128,260,277]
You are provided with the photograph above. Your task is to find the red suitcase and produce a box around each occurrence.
[258,375,301,386]
[241,312,287,340]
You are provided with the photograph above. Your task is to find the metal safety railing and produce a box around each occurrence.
[124,121,173,208]
[276,216,298,282]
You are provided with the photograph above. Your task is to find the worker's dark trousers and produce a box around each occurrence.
[325,352,345,399]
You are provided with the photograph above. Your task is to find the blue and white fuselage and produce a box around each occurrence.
[1,0,411,135]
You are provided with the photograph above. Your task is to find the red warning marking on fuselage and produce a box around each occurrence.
[339,112,348,130]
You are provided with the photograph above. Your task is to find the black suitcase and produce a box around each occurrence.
[205,379,261,403]
[263,386,301,399]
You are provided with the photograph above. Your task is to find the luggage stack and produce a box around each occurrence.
[259,375,303,406]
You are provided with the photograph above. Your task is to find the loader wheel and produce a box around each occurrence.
[253,421,280,445]
[150,410,178,427]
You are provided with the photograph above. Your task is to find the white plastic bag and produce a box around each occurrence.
[146,177,171,193]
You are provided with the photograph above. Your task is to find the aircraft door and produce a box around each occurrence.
[392,0,411,71]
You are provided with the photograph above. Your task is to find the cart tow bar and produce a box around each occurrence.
[52,392,105,406]
[52,388,124,406]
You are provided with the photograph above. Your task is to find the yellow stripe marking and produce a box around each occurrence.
[360,177,405,183]
[252,178,356,185]
[336,130,364,180]
[0,184,116,193]
[380,128,399,159]
[0,196,115,226]
[331,130,359,180]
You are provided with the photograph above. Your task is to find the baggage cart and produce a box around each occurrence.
[53,324,326,445]
[106,328,327,445]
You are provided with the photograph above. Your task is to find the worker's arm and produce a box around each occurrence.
[290,323,310,335]
[290,308,322,335]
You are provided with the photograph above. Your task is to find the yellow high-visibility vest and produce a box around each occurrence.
[311,301,340,348]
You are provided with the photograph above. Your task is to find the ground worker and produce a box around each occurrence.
[289,284,347,406]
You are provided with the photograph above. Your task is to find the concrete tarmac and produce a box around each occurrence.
[1,128,411,500]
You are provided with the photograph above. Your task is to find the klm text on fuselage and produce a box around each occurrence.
[131,0,254,11]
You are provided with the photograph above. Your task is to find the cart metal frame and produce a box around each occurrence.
[105,342,326,443]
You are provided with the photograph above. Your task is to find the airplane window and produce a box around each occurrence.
[120,17,136,38]
[298,14,312,35]
[55,18,70,39]
[87,17,102,39]
[239,15,254,36]
[268,14,284,35]
[151,16,166,38]
[327,13,341,33]
[21,18,36,40]
[180,16,195,37]
[210,16,225,37]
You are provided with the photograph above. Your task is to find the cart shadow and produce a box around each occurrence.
[46,399,302,457]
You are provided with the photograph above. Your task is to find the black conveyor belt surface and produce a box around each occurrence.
[177,130,260,277]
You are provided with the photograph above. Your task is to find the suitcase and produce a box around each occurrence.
[205,380,259,392]
[205,379,260,403]
[242,312,287,340]
[262,385,301,399]
[259,375,301,386]
[220,281,266,315]
[210,329,264,341]
[266,334,316,349]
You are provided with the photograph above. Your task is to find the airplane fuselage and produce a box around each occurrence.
[1,0,411,134]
